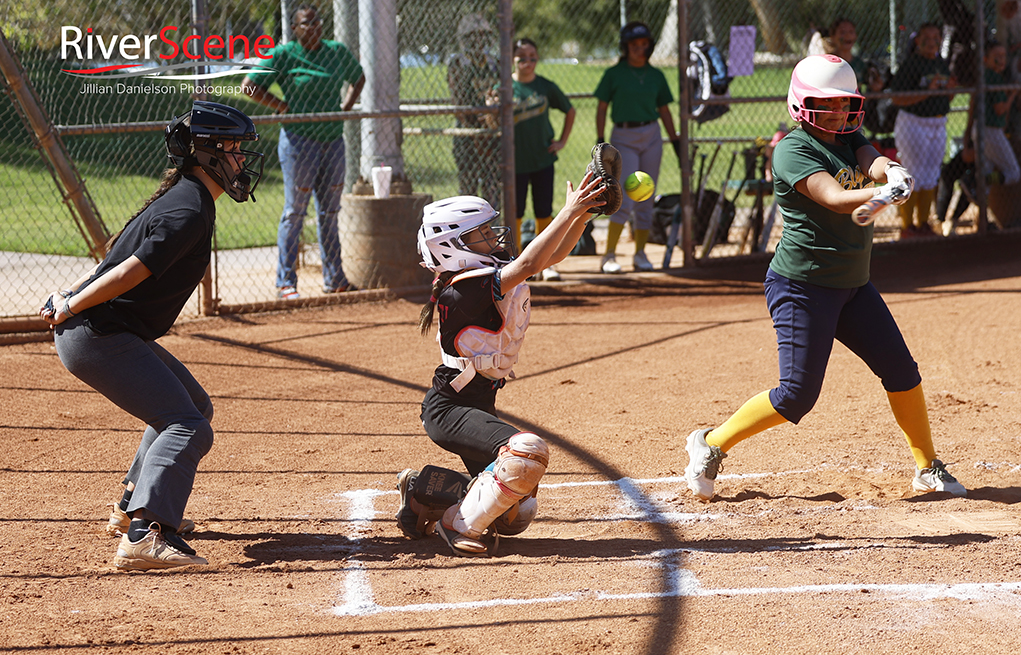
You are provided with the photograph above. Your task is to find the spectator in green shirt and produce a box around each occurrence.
[242,4,365,299]
[594,21,679,274]
[510,37,575,281]
[889,23,956,237]
[975,41,1020,187]
[825,18,868,90]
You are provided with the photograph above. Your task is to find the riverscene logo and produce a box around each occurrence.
[60,26,275,81]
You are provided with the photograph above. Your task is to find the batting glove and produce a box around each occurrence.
[875,182,911,206]
[885,162,914,198]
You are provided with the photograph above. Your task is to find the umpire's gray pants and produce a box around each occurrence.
[54,316,213,528]
[609,121,663,231]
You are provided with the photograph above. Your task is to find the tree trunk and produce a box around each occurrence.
[748,0,787,54]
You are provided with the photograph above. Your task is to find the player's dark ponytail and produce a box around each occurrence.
[105,167,184,253]
[419,271,455,336]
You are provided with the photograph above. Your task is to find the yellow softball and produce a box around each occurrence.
[625,171,655,202]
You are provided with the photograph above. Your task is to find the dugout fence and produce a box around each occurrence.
[0,0,1012,337]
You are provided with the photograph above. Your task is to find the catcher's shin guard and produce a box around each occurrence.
[439,433,549,555]
[493,495,538,536]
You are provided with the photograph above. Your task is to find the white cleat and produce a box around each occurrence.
[685,429,727,501]
[912,459,967,497]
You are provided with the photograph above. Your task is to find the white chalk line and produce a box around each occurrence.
[331,473,1021,617]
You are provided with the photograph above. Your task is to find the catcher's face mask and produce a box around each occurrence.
[461,223,511,257]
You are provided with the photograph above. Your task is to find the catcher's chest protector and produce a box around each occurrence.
[440,269,531,392]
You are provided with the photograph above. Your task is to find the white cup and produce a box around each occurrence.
[371,166,392,199]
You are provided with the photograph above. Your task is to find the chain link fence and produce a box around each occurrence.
[1,0,1013,333]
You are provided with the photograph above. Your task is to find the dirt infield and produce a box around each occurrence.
[3,235,1021,654]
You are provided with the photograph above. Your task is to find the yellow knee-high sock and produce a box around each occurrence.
[914,188,935,228]
[605,221,625,255]
[633,228,650,253]
[898,193,916,230]
[535,216,552,235]
[706,390,788,452]
[887,383,938,469]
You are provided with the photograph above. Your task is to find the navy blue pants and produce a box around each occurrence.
[764,269,921,424]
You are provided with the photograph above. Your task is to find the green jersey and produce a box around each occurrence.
[511,76,572,174]
[769,128,875,289]
[246,40,363,141]
[594,61,673,124]
[984,68,1008,129]
[889,53,952,118]
[848,55,868,90]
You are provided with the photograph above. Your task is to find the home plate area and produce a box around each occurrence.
[330,471,1021,617]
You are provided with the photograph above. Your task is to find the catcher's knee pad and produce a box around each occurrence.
[443,433,549,539]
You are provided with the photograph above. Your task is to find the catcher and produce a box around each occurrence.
[396,147,619,556]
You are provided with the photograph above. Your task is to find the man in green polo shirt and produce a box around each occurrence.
[243,3,365,299]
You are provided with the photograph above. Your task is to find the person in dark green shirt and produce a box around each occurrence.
[976,41,1020,186]
[826,18,868,90]
[889,23,956,236]
[683,54,966,502]
[242,4,365,300]
[593,21,679,274]
[510,38,575,280]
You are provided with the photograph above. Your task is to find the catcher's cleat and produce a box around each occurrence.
[685,428,727,501]
[396,468,427,539]
[113,522,207,571]
[586,143,623,215]
[435,520,495,557]
[912,459,967,497]
[106,504,195,537]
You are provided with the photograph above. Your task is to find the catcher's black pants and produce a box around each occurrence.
[421,388,519,478]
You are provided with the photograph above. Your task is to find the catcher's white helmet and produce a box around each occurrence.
[418,196,511,273]
[787,54,864,134]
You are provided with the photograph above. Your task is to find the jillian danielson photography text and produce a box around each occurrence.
[79,82,255,96]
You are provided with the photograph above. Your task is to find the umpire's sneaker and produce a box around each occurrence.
[105,504,195,537]
[113,523,207,571]
[396,468,424,539]
[685,428,727,501]
[912,459,967,497]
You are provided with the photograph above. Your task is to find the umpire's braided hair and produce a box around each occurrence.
[418,271,456,336]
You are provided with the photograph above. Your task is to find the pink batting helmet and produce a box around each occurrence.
[787,54,864,134]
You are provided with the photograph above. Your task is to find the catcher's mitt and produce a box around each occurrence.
[586,142,623,215]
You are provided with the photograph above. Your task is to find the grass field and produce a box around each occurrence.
[0,59,969,257]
